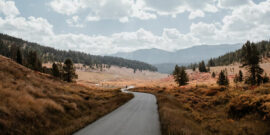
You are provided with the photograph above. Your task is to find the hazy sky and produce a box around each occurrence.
[0,0,269,55]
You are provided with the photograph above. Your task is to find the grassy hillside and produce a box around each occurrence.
[0,33,157,72]
[0,55,133,135]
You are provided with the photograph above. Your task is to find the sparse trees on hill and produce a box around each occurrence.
[241,41,264,85]
[199,61,207,72]
[173,65,189,86]
[0,33,158,72]
[217,70,229,86]
[63,59,77,82]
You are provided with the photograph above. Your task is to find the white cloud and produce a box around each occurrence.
[189,10,205,19]
[1,0,270,56]
[218,0,253,9]
[49,0,219,22]
[49,0,84,15]
[119,17,129,23]
[142,0,217,16]
[0,0,20,17]
[187,0,270,45]
[86,15,100,22]
[66,16,84,27]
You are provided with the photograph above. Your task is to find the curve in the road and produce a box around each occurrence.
[74,87,161,135]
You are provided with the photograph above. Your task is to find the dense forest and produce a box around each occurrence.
[0,33,157,72]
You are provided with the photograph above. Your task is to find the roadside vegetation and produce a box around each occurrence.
[0,56,133,135]
[132,84,270,135]
[131,41,270,135]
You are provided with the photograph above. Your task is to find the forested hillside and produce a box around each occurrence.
[0,33,157,72]
[210,40,270,66]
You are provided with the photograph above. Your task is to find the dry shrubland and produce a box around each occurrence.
[0,56,133,135]
[132,83,270,135]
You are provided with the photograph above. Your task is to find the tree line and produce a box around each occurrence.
[173,41,269,86]
[0,33,157,72]
[186,40,270,71]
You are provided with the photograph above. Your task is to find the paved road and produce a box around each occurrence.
[74,87,161,135]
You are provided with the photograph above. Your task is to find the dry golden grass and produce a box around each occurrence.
[0,55,133,135]
[132,83,270,135]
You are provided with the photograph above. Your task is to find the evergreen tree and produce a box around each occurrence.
[27,51,42,71]
[241,41,264,85]
[173,65,189,86]
[16,49,23,65]
[52,63,61,78]
[238,70,243,82]
[63,59,77,82]
[208,58,215,67]
[192,65,196,71]
[212,72,216,78]
[199,61,207,72]
[217,70,229,86]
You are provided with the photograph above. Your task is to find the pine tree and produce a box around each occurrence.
[199,61,207,72]
[27,51,42,71]
[52,63,61,78]
[192,65,196,71]
[238,70,243,82]
[63,59,77,82]
[16,49,23,65]
[208,58,215,67]
[212,72,216,78]
[173,65,189,86]
[241,41,264,85]
[217,70,229,86]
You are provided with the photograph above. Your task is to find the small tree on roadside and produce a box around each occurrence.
[217,70,229,86]
[173,65,189,86]
[63,59,78,82]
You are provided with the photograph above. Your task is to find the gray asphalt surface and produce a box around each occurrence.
[74,87,161,135]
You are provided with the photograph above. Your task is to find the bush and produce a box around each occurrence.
[228,94,270,120]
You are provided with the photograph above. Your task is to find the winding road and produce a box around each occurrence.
[74,87,161,135]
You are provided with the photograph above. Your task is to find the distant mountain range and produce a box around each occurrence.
[111,44,243,73]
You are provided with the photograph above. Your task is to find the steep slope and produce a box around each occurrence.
[0,55,132,135]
